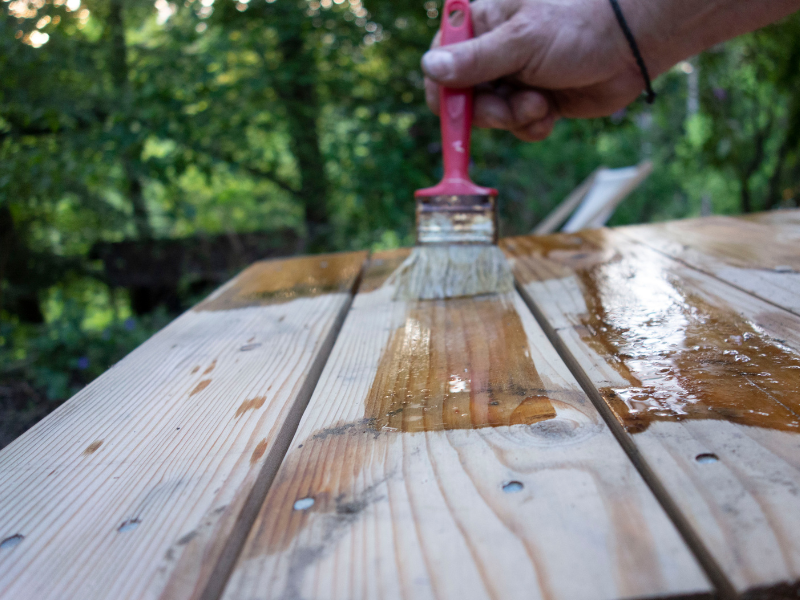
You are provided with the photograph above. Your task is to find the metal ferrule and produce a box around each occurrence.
[415,195,498,245]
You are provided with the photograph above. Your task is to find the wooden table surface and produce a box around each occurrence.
[2,211,800,600]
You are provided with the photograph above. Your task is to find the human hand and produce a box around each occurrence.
[422,0,800,141]
[422,0,644,141]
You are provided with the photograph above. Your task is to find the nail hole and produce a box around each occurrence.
[293,497,315,510]
[240,343,261,351]
[118,518,141,532]
[502,481,524,493]
[0,534,24,549]
[695,453,719,464]
[448,9,464,27]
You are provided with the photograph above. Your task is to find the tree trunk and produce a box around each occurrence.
[274,23,330,250]
[740,176,753,213]
[108,0,152,239]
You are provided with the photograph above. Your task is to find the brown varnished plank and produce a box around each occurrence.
[221,250,710,600]
[0,251,366,600]
[503,229,800,597]
[619,214,800,315]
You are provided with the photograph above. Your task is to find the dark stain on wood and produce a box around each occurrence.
[189,379,211,396]
[364,295,556,432]
[251,439,268,464]
[194,252,366,311]
[176,530,197,545]
[235,395,267,418]
[242,426,391,563]
[505,230,800,434]
[83,440,103,455]
[203,359,217,375]
[191,366,200,374]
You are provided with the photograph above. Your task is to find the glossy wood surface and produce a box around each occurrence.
[620,215,800,315]
[0,252,366,600]
[221,251,709,600]
[4,210,800,600]
[503,224,800,597]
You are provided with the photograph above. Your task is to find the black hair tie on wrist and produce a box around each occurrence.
[608,0,656,104]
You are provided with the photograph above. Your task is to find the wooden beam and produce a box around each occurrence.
[221,249,710,600]
[619,214,800,315]
[531,167,602,235]
[503,228,800,597]
[0,252,367,600]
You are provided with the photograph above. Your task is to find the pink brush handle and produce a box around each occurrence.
[439,0,473,183]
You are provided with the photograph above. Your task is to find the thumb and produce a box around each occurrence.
[421,18,535,87]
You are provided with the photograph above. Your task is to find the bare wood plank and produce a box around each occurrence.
[738,208,800,227]
[221,249,710,600]
[619,215,800,315]
[503,229,800,597]
[532,167,602,235]
[0,252,366,600]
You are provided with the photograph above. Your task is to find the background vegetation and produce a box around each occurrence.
[2,0,800,445]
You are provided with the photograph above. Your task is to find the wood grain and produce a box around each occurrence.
[619,214,800,315]
[0,252,366,600]
[503,229,800,597]
[221,250,710,600]
[739,208,800,227]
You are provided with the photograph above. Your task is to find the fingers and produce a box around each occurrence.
[469,0,521,36]
[427,77,557,139]
[476,89,556,141]
[512,112,558,142]
[421,16,536,88]
[473,87,554,139]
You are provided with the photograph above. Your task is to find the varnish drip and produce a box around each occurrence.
[195,253,364,311]
[506,231,800,433]
[364,295,556,432]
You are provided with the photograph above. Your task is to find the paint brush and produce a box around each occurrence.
[389,0,514,301]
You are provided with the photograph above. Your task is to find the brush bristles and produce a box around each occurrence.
[386,244,514,301]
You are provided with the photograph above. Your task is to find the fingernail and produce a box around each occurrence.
[422,50,455,81]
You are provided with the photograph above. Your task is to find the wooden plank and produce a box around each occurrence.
[0,252,366,600]
[619,214,800,315]
[532,167,602,235]
[503,229,800,597]
[561,161,652,233]
[738,208,800,227]
[221,249,710,600]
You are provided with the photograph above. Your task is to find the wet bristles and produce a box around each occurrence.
[387,244,514,301]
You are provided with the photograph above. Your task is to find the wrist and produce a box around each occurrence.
[618,0,800,78]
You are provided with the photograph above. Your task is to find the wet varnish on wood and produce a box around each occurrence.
[4,210,800,600]
[221,250,709,600]
[619,215,800,316]
[0,252,366,600]
[503,227,800,597]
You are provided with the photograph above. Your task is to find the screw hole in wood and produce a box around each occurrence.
[695,453,719,464]
[0,534,24,549]
[118,518,141,532]
[502,481,524,493]
[293,497,315,510]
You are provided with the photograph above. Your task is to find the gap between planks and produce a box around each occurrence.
[511,275,738,600]
[0,251,367,600]
[503,225,800,599]
[615,218,800,321]
[196,259,368,600]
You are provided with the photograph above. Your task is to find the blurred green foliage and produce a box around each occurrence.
[1,0,799,438]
